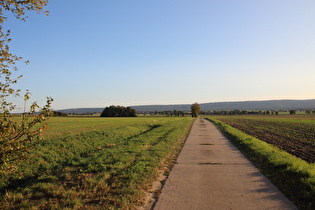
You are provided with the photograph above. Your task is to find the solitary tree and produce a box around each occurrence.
[191,102,200,117]
[0,0,52,176]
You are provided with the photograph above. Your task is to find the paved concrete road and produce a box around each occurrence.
[154,118,297,210]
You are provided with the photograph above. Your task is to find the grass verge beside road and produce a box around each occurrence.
[207,117,315,210]
[0,117,194,209]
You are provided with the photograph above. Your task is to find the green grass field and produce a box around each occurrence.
[0,117,194,209]
[207,115,315,209]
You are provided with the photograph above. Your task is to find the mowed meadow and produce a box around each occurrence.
[0,116,194,209]
[208,115,315,209]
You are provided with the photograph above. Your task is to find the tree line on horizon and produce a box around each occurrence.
[54,107,315,117]
[54,101,315,117]
[99,103,201,118]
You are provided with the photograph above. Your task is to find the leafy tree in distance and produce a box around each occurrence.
[100,105,137,117]
[0,0,52,176]
[191,102,200,117]
[53,111,68,117]
[289,110,296,115]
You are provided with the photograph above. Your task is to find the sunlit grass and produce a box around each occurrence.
[0,116,194,209]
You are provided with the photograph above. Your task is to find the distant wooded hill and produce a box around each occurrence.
[57,99,315,114]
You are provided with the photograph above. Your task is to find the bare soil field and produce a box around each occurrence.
[215,115,315,163]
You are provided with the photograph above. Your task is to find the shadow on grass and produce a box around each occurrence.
[0,124,167,209]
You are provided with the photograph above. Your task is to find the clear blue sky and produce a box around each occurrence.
[5,0,315,111]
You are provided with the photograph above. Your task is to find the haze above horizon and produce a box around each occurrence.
[6,0,315,111]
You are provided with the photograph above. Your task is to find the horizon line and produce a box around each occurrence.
[55,98,315,110]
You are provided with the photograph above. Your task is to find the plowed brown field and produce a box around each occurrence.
[215,116,315,163]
